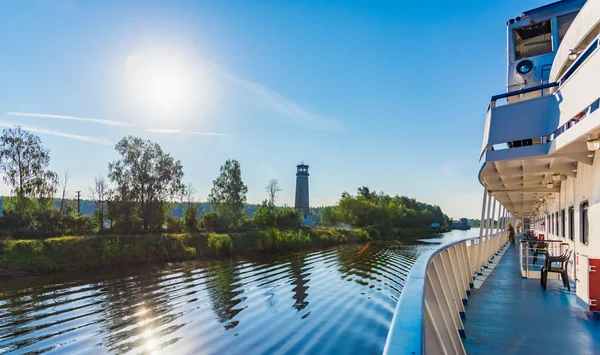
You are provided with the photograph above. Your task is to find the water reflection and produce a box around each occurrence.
[0,239,447,354]
[290,255,309,311]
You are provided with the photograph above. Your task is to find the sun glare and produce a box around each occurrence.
[124,49,208,119]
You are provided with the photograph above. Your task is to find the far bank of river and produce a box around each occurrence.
[0,226,450,276]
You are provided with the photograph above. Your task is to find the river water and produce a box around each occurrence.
[0,229,480,354]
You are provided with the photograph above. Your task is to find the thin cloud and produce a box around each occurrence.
[146,128,224,136]
[221,72,342,130]
[0,120,112,145]
[7,112,132,127]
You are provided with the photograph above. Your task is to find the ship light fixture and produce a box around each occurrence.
[516,59,533,75]
[552,174,560,182]
[569,49,580,61]
[546,182,553,188]
[586,138,600,151]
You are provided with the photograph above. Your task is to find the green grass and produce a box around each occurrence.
[0,225,441,274]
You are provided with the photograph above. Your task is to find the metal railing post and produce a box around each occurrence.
[475,188,488,275]
[485,198,497,265]
[496,202,502,235]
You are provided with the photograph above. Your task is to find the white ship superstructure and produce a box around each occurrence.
[479,0,600,309]
[384,1,600,354]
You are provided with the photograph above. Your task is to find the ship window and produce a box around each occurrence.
[580,201,589,245]
[558,12,579,43]
[513,20,553,60]
[568,206,574,241]
[551,213,555,234]
[561,209,565,237]
[555,212,559,236]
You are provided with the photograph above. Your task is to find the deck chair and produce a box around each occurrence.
[541,250,572,291]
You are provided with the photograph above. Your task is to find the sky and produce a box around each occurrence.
[0,0,554,219]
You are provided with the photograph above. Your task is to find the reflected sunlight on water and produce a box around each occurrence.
[0,231,477,354]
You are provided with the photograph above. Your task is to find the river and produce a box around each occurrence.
[0,229,480,354]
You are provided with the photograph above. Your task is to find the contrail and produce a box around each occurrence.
[7,112,132,127]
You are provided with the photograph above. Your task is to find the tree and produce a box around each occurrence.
[208,159,248,228]
[265,178,282,206]
[357,186,371,200]
[183,183,199,231]
[253,200,278,229]
[320,206,340,226]
[0,126,58,202]
[108,136,185,231]
[277,207,302,229]
[58,170,70,221]
[90,175,108,232]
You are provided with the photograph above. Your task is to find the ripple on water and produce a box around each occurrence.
[0,241,434,354]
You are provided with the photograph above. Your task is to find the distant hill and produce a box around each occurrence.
[0,197,323,219]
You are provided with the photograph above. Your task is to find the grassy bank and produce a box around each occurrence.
[0,228,369,274]
[0,226,446,275]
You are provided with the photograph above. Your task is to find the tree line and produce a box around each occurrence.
[0,126,301,237]
[0,126,451,237]
[319,187,450,229]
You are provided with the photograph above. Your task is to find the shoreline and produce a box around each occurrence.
[0,226,447,278]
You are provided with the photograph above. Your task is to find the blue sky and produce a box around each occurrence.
[0,0,552,218]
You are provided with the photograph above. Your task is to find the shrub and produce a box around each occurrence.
[349,229,370,242]
[207,233,232,255]
[277,208,302,230]
[160,233,197,259]
[259,228,311,250]
[43,236,97,269]
[3,239,43,256]
[183,203,200,232]
[253,204,277,229]
[101,238,121,264]
[200,212,229,232]
[166,216,185,233]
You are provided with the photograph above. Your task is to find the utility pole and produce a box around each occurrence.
[76,191,81,215]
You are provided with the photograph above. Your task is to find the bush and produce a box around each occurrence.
[183,203,199,232]
[258,228,311,251]
[253,204,277,229]
[101,238,121,264]
[0,233,201,272]
[207,233,232,255]
[43,236,96,269]
[252,204,301,230]
[166,216,185,233]
[351,229,370,242]
[3,239,43,256]
[311,228,369,244]
[277,208,302,229]
[200,212,229,232]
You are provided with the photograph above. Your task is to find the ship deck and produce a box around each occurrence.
[463,239,600,355]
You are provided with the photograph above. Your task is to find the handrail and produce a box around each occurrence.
[383,232,509,355]
[490,82,558,103]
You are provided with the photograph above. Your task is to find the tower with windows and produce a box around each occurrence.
[294,163,310,217]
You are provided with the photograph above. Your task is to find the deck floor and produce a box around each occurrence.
[462,241,600,355]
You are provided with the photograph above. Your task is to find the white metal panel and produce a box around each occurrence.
[576,254,590,306]
[487,95,560,146]
[550,0,600,81]
[556,48,600,126]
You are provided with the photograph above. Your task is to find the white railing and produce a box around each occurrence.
[383,231,509,355]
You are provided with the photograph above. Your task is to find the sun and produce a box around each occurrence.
[124,49,207,118]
